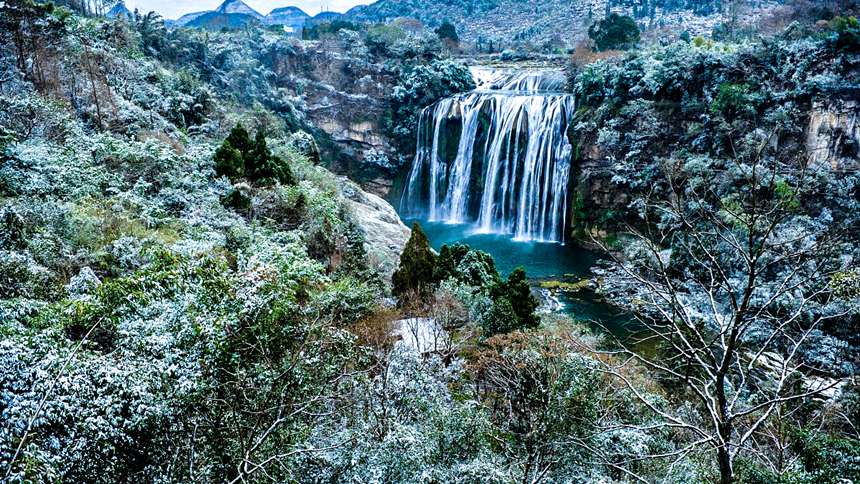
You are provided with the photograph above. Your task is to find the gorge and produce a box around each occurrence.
[2,3,859,482]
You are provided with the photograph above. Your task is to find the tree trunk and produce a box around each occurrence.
[717,444,733,484]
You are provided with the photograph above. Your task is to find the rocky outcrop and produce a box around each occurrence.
[337,177,410,281]
[265,43,399,195]
[807,99,860,171]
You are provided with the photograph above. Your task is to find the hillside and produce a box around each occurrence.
[344,0,783,47]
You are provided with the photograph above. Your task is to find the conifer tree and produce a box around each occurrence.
[504,268,539,330]
[246,130,272,182]
[483,267,540,336]
[225,123,252,159]
[213,140,244,181]
[392,222,437,300]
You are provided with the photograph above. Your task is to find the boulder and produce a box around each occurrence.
[337,177,410,281]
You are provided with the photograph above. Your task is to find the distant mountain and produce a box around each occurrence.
[172,11,209,27]
[171,2,315,31]
[265,6,309,30]
[185,11,260,30]
[172,0,265,30]
[106,1,133,19]
[311,11,345,22]
[215,0,264,19]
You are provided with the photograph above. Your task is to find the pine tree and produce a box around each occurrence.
[435,20,459,45]
[246,130,273,183]
[504,268,540,330]
[392,222,437,300]
[225,123,252,159]
[213,140,244,181]
[244,130,296,185]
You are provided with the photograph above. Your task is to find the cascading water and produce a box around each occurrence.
[399,67,575,243]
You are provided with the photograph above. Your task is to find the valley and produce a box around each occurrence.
[0,0,859,483]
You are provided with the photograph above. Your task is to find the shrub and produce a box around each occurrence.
[434,243,499,289]
[214,140,244,181]
[214,125,296,185]
[435,20,459,45]
[225,123,253,157]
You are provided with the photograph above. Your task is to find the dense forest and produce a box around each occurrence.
[0,0,859,483]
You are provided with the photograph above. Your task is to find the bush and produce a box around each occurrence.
[588,13,640,51]
[829,16,860,52]
[435,20,459,45]
[434,243,499,289]
[214,125,296,186]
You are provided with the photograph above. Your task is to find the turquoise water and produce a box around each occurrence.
[405,219,597,278]
[406,219,639,342]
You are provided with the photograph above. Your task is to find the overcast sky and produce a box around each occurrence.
[124,0,369,20]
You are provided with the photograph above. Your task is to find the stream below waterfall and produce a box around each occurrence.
[405,219,638,343]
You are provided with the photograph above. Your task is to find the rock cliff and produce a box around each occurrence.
[807,98,860,171]
[265,42,400,196]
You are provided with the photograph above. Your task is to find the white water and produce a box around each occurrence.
[400,68,575,243]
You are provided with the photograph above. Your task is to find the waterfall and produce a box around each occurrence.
[400,67,575,243]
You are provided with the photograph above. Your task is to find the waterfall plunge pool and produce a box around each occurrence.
[397,66,643,345]
[406,218,638,343]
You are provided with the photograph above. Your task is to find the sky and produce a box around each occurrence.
[124,0,369,19]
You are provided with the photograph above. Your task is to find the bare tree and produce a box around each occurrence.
[586,143,852,483]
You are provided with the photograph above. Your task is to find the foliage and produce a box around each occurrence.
[301,19,362,41]
[588,13,640,51]
[214,124,296,186]
[473,330,599,481]
[389,59,474,155]
[434,242,500,289]
[435,19,459,44]
[392,222,438,300]
[213,139,244,180]
[483,268,540,337]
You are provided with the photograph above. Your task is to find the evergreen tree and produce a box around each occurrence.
[483,296,519,337]
[225,123,253,159]
[504,268,540,330]
[338,218,380,286]
[435,243,499,289]
[244,130,296,185]
[588,13,640,51]
[213,139,244,181]
[392,223,437,300]
[483,267,540,337]
[435,20,459,44]
[246,129,272,182]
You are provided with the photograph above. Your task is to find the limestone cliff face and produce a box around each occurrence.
[806,99,860,171]
[337,177,410,281]
[264,43,399,195]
